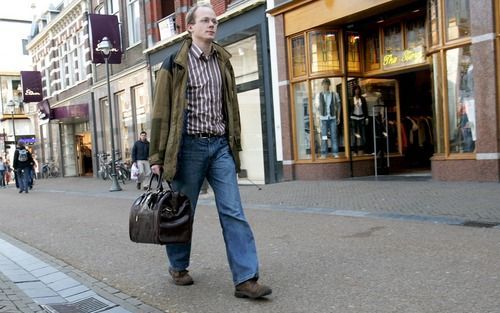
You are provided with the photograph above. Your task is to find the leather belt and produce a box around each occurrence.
[190,133,221,138]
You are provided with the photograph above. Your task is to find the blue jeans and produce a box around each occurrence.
[16,168,30,192]
[320,118,338,156]
[166,134,259,285]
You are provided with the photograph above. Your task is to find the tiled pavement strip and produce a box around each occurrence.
[0,232,164,313]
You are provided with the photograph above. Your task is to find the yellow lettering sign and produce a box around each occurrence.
[383,54,398,66]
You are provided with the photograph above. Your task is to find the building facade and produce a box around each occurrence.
[0,14,34,163]
[268,0,500,182]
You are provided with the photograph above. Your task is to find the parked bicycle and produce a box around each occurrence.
[96,152,130,184]
[41,161,60,178]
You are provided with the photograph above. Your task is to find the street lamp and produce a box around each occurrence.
[96,37,121,192]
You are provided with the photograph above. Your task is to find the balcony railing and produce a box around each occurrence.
[158,13,177,41]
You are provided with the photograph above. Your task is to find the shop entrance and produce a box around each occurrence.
[351,68,433,176]
[393,69,433,173]
[76,132,93,176]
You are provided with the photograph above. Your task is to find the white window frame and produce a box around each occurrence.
[127,0,141,46]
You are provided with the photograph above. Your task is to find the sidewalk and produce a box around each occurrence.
[0,175,499,313]
[29,175,500,225]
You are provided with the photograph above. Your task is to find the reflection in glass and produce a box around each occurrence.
[364,30,380,71]
[117,92,134,160]
[383,24,402,55]
[309,31,340,73]
[445,0,470,41]
[428,0,439,46]
[225,36,258,84]
[133,85,150,134]
[406,17,425,49]
[347,32,361,72]
[431,54,445,153]
[291,36,306,77]
[312,77,343,159]
[293,82,311,159]
[447,46,475,153]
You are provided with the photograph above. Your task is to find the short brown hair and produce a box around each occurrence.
[186,4,214,26]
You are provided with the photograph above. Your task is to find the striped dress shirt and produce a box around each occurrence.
[186,43,225,136]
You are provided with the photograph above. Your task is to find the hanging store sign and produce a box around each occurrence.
[383,45,425,69]
[20,71,43,102]
[88,14,122,64]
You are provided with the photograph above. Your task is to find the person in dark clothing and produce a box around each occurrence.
[131,131,151,190]
[13,140,34,194]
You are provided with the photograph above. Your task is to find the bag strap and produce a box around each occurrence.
[147,169,174,192]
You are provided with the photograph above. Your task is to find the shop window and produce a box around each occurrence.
[311,77,343,159]
[406,17,425,49]
[132,85,149,134]
[116,91,133,160]
[431,53,445,154]
[383,23,403,69]
[291,35,306,77]
[364,30,380,71]
[309,30,340,73]
[445,0,470,41]
[446,45,475,153]
[293,81,311,160]
[428,0,440,46]
[347,32,361,72]
[225,36,258,84]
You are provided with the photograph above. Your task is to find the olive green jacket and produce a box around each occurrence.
[149,37,242,181]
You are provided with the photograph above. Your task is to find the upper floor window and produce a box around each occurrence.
[309,30,340,73]
[127,0,141,46]
[445,0,470,41]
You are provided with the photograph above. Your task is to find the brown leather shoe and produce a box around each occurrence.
[168,269,194,286]
[234,279,272,299]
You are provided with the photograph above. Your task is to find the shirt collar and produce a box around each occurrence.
[190,42,216,61]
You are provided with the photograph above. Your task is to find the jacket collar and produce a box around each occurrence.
[174,36,232,68]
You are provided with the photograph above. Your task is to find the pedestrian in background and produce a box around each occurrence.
[0,157,6,188]
[4,160,12,185]
[131,131,151,190]
[149,4,271,299]
[13,140,34,194]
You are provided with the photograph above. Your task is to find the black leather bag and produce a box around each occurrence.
[129,174,193,245]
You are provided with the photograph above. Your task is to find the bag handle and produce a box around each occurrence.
[147,168,173,192]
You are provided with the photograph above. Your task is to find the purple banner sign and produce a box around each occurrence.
[88,14,122,64]
[20,71,43,102]
[51,103,89,120]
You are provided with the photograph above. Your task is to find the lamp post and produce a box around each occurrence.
[96,37,121,191]
[7,101,16,142]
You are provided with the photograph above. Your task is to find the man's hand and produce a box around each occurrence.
[151,164,163,175]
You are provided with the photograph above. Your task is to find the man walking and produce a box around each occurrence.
[13,140,34,194]
[131,131,150,190]
[149,4,271,299]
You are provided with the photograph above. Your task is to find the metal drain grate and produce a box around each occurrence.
[41,297,110,313]
[462,221,499,228]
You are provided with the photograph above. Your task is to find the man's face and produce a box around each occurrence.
[188,7,218,42]
[140,133,147,141]
[322,83,330,92]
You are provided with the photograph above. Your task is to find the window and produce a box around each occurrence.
[347,32,361,72]
[445,0,470,41]
[405,17,425,49]
[116,91,133,159]
[127,0,141,46]
[132,85,149,133]
[364,30,380,71]
[291,35,306,77]
[293,81,310,160]
[428,0,440,46]
[224,36,258,84]
[309,30,340,73]
[100,97,111,153]
[446,45,475,153]
[383,23,403,56]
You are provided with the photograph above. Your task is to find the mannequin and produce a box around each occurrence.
[317,78,341,158]
[349,85,368,155]
[363,84,384,153]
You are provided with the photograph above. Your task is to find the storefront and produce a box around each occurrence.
[146,0,279,184]
[269,0,500,181]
